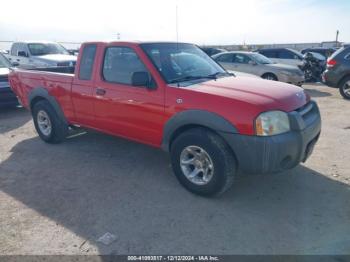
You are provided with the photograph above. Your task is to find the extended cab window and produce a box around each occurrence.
[102,47,148,85]
[79,44,97,80]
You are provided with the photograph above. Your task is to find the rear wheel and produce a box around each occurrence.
[262,73,278,81]
[32,100,68,143]
[339,76,350,100]
[170,128,236,197]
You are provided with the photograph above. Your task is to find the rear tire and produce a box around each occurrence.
[262,73,278,81]
[32,100,68,143]
[339,76,350,100]
[170,128,236,197]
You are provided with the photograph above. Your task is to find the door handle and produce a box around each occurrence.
[96,88,106,96]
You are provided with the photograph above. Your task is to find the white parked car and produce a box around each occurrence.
[6,41,77,69]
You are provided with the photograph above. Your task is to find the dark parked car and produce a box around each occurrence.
[201,47,227,56]
[322,46,350,99]
[301,47,336,58]
[0,53,18,107]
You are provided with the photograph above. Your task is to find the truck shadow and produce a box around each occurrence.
[0,106,31,134]
[0,132,349,255]
[304,87,332,98]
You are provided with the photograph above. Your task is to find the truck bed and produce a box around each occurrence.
[9,67,75,120]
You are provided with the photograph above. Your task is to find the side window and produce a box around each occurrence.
[233,54,251,64]
[11,44,19,56]
[279,50,295,59]
[18,43,28,56]
[79,44,97,80]
[260,50,277,58]
[102,46,149,86]
[215,53,233,63]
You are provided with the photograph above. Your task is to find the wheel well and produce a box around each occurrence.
[261,72,277,80]
[337,74,350,88]
[168,124,239,169]
[30,96,47,111]
[168,124,224,150]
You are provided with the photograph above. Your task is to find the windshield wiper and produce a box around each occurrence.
[169,71,233,84]
[169,75,215,84]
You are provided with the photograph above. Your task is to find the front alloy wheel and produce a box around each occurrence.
[170,128,236,196]
[180,145,214,186]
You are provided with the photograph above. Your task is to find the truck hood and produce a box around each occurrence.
[35,54,77,63]
[189,76,308,112]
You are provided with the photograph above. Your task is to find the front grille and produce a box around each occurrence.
[297,102,313,117]
[296,101,319,127]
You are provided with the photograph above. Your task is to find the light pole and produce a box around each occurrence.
[336,30,339,47]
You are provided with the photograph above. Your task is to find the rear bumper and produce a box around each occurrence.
[221,101,321,174]
[322,70,340,88]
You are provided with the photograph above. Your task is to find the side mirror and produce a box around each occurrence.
[131,71,155,89]
[11,62,19,67]
[18,51,28,57]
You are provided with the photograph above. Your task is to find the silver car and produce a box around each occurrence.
[213,51,305,86]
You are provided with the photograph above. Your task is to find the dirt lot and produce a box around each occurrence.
[0,83,349,255]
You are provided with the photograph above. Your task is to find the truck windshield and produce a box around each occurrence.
[28,43,70,56]
[0,54,11,68]
[140,43,228,84]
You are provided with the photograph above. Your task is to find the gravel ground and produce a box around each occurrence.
[0,83,349,255]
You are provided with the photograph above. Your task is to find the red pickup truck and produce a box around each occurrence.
[9,41,321,196]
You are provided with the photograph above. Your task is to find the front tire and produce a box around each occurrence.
[262,73,278,81]
[32,100,68,143]
[170,128,236,197]
[339,76,350,100]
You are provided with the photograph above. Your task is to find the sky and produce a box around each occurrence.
[0,0,349,46]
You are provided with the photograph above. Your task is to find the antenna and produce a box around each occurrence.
[176,5,179,43]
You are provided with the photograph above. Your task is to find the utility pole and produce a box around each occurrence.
[336,30,339,47]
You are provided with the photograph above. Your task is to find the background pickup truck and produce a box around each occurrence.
[6,41,77,69]
[9,41,321,196]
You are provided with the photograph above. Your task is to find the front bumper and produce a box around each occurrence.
[221,100,321,174]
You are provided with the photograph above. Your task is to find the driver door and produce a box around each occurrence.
[92,45,165,146]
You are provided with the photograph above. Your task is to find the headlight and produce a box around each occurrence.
[255,111,290,136]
